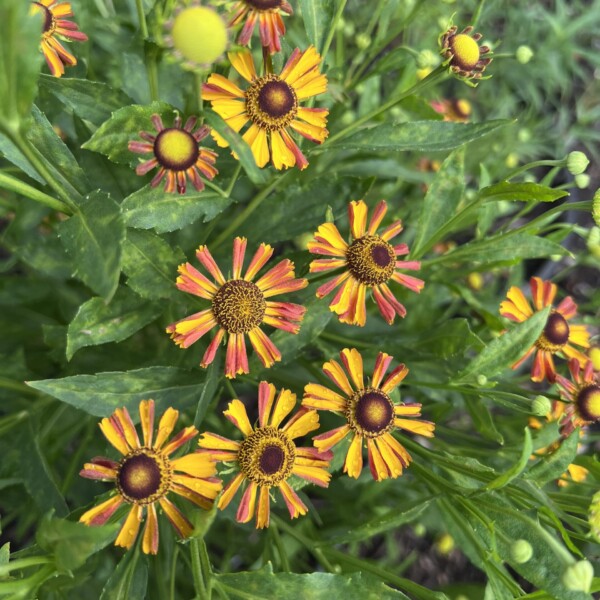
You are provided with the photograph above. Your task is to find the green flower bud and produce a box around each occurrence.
[356,33,371,50]
[476,374,488,386]
[340,111,356,126]
[518,128,532,142]
[588,227,600,259]
[413,523,426,537]
[566,151,589,175]
[343,22,355,37]
[575,173,590,189]
[510,539,533,564]
[593,189,600,227]
[516,45,534,64]
[417,49,438,69]
[325,205,335,223]
[531,395,552,416]
[562,560,594,592]
[588,490,600,542]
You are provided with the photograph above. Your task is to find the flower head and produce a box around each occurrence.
[202,47,328,170]
[439,25,492,84]
[230,0,293,54]
[430,98,472,122]
[556,358,600,429]
[167,237,307,378]
[31,0,88,78]
[302,348,435,481]
[165,3,229,69]
[308,200,424,326]
[198,382,331,528]
[79,400,221,554]
[128,114,218,194]
[500,277,590,382]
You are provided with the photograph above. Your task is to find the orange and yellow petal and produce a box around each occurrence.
[218,472,246,510]
[313,424,351,451]
[115,505,143,550]
[343,433,364,478]
[224,399,254,437]
[279,480,308,519]
[236,481,258,523]
[159,497,194,539]
[79,495,123,526]
[142,503,159,555]
[256,486,271,529]
[283,408,320,439]
[228,49,257,83]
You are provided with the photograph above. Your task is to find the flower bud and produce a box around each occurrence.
[593,189,600,227]
[435,533,455,555]
[505,153,519,168]
[575,174,590,189]
[531,395,552,417]
[518,128,531,142]
[356,33,371,50]
[562,560,594,592]
[467,272,484,291]
[588,490,600,542]
[413,523,426,537]
[417,49,439,69]
[516,45,534,64]
[588,227,600,259]
[566,151,589,175]
[476,374,488,386]
[510,539,533,564]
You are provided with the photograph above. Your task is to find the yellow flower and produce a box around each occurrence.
[202,47,328,170]
[79,400,221,554]
[439,25,492,83]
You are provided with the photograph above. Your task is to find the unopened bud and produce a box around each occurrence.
[593,189,600,227]
[588,490,600,542]
[531,395,552,416]
[562,560,594,592]
[588,227,600,259]
[467,272,484,291]
[356,33,371,50]
[575,174,590,189]
[435,533,455,555]
[505,153,519,169]
[417,49,438,69]
[510,539,533,564]
[476,374,488,386]
[566,151,589,175]
[325,206,335,223]
[516,45,534,64]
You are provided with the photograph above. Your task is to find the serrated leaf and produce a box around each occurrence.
[66,287,163,360]
[412,148,465,258]
[485,428,531,490]
[100,549,148,600]
[122,186,233,233]
[82,102,174,166]
[204,110,267,185]
[27,366,207,417]
[122,229,184,300]
[215,564,410,600]
[525,429,579,485]
[36,514,119,572]
[480,182,569,203]
[328,120,510,152]
[39,76,134,126]
[58,191,124,301]
[300,0,335,52]
[0,0,43,131]
[456,307,549,383]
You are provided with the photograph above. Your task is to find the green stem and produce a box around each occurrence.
[135,0,159,102]
[270,521,290,572]
[225,164,242,196]
[0,377,38,396]
[505,159,566,181]
[169,547,179,600]
[321,0,347,58]
[324,65,446,147]
[0,172,69,213]
[0,557,53,576]
[471,0,487,28]
[190,539,207,599]
[201,177,229,198]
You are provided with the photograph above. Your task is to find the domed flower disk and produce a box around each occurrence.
[556,358,600,431]
[439,25,492,84]
[202,47,328,170]
[79,400,221,555]
[302,348,435,481]
[308,200,424,326]
[230,0,293,54]
[198,382,331,528]
[30,0,88,78]
[164,2,229,69]
[128,114,218,194]
[166,237,307,379]
[500,277,590,382]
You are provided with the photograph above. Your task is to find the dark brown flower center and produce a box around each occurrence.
[32,2,55,34]
[238,426,295,486]
[245,0,283,9]
[212,279,266,334]
[117,450,170,504]
[576,385,600,422]
[154,128,199,171]
[346,388,395,438]
[246,75,298,130]
[346,235,396,286]
[543,312,570,346]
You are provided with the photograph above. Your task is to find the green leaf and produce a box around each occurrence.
[464,396,504,444]
[0,0,43,131]
[204,111,267,185]
[215,564,410,600]
[36,514,119,572]
[0,543,9,566]
[412,147,465,258]
[456,307,550,383]
[300,0,336,52]
[485,428,532,490]
[329,120,510,153]
[122,186,233,233]
[27,366,207,417]
[122,229,184,300]
[480,182,569,204]
[0,418,68,516]
[194,359,222,428]
[82,102,174,166]
[525,429,579,486]
[439,233,569,265]
[66,287,163,360]
[57,191,125,301]
[39,76,134,126]
[100,549,148,600]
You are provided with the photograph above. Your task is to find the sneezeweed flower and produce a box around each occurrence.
[30,0,88,78]
[430,98,472,122]
[79,400,221,554]
[556,358,600,431]
[202,47,328,170]
[302,348,435,481]
[308,200,424,326]
[439,25,492,84]
[499,277,591,382]
[167,237,307,378]
[128,114,218,194]
[198,382,331,528]
[230,0,293,54]
[164,2,229,69]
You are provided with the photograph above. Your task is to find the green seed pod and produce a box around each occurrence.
[562,560,594,592]
[516,45,534,64]
[566,151,589,175]
[510,539,533,564]
[531,395,552,416]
